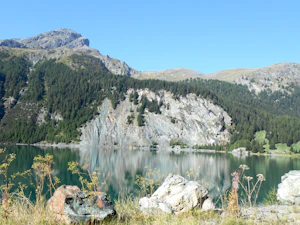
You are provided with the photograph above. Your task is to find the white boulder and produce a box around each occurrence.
[277,170,300,205]
[139,174,211,214]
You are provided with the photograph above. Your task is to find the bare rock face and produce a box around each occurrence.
[139,174,211,214]
[65,37,90,49]
[277,170,300,205]
[80,89,231,148]
[47,185,116,224]
[98,55,140,77]
[0,39,27,48]
[19,28,89,49]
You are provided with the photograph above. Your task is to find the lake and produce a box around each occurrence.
[1,145,300,204]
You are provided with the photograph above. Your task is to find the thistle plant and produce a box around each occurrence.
[236,164,266,207]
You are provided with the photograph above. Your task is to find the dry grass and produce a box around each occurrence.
[0,200,56,225]
[0,197,298,225]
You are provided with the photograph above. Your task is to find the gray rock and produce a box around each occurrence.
[47,185,116,224]
[139,174,209,214]
[0,39,27,48]
[65,37,90,48]
[80,90,231,148]
[277,170,300,205]
[19,28,88,49]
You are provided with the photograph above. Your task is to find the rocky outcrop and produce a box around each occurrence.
[47,185,116,224]
[18,28,88,49]
[139,174,212,214]
[0,39,27,48]
[80,89,231,148]
[277,170,300,205]
[98,55,140,77]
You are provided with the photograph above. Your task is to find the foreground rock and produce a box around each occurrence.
[277,170,300,205]
[139,174,213,214]
[47,185,116,224]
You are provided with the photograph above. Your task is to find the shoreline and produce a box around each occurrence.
[3,142,298,158]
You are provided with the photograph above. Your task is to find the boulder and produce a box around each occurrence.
[231,147,250,157]
[201,198,215,211]
[47,185,116,224]
[277,170,300,205]
[139,174,210,214]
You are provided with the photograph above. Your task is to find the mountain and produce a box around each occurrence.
[0,28,300,151]
[0,29,202,81]
[203,63,300,94]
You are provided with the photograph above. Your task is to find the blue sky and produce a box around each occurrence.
[1,0,300,73]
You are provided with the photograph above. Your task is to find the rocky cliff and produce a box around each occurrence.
[80,89,231,148]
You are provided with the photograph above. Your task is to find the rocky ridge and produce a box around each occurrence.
[203,63,300,94]
[0,28,139,77]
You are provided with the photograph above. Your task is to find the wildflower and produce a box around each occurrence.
[244,176,253,181]
[239,164,249,170]
[257,174,266,181]
[231,171,238,177]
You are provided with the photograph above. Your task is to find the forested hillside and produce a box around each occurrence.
[0,51,300,150]
[186,78,300,150]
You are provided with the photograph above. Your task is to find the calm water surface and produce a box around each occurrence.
[1,145,300,204]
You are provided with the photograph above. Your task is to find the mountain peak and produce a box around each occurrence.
[0,28,90,49]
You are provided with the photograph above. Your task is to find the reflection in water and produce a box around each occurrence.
[1,145,300,203]
[78,146,300,202]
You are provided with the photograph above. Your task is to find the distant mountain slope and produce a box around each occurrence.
[136,68,203,81]
[203,63,300,93]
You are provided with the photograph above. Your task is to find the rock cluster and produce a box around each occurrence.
[139,174,214,214]
[47,185,115,224]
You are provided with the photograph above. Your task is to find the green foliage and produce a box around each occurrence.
[192,143,224,151]
[169,139,188,148]
[0,56,30,100]
[135,167,164,196]
[31,154,60,205]
[263,187,279,205]
[187,78,300,149]
[67,161,107,192]
[137,113,145,126]
[127,113,135,125]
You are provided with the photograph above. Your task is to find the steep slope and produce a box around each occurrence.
[80,90,231,147]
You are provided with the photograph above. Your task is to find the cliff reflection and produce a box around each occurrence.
[78,147,232,200]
